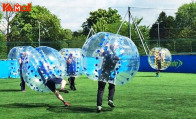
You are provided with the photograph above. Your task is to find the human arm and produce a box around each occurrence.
[66,58,72,64]
[18,58,22,64]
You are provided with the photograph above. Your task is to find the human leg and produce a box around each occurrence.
[59,79,69,93]
[108,83,115,101]
[156,70,161,77]
[97,81,106,112]
[54,90,70,106]
[68,77,73,90]
[60,79,66,89]
[71,77,76,90]
[108,83,115,107]
[69,77,76,90]
[20,70,25,91]
[156,61,161,77]
[46,80,70,106]
[21,78,25,91]
[68,77,71,85]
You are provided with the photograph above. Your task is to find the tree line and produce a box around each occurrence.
[0,2,196,58]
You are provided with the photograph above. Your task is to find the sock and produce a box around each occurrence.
[62,100,66,104]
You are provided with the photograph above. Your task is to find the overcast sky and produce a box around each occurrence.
[0,0,193,31]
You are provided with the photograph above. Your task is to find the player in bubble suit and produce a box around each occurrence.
[148,47,171,77]
[37,61,70,106]
[97,43,120,113]
[156,52,163,77]
[66,53,77,90]
[19,52,26,92]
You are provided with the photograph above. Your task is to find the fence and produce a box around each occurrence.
[0,40,84,59]
[133,38,196,55]
[0,38,196,59]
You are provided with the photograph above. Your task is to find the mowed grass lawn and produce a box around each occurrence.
[0,72,195,119]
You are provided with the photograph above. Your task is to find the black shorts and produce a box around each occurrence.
[45,78,63,92]
[46,80,56,92]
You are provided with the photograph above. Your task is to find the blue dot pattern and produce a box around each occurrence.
[8,46,33,78]
[59,48,82,77]
[36,46,66,78]
[20,46,66,92]
[82,32,140,85]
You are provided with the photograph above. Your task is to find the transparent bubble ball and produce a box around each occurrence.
[59,48,82,77]
[36,46,66,78]
[82,32,140,85]
[22,47,64,92]
[148,47,172,70]
[8,46,33,77]
[8,46,32,60]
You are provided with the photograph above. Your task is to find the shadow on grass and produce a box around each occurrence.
[0,103,113,113]
[0,103,50,108]
[0,89,21,92]
[47,105,113,113]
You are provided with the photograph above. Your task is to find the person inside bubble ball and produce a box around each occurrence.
[19,52,26,92]
[156,52,162,77]
[37,61,70,106]
[66,53,77,90]
[97,43,120,113]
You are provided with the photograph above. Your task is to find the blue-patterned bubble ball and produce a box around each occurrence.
[8,46,32,77]
[22,47,61,92]
[59,48,82,77]
[148,47,172,70]
[82,32,140,85]
[8,46,31,60]
[36,46,66,78]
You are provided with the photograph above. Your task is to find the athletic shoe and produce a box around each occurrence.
[64,101,70,106]
[73,86,76,91]
[22,90,26,92]
[64,90,69,93]
[70,86,74,90]
[59,89,69,93]
[108,100,115,108]
[97,106,102,113]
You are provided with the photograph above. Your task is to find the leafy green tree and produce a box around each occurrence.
[63,29,73,40]
[82,8,150,55]
[105,17,150,55]
[73,30,84,37]
[0,12,6,59]
[106,18,150,40]
[9,5,67,49]
[149,11,177,52]
[82,8,121,35]
[57,29,73,49]
[165,16,176,38]
[149,11,175,40]
[175,2,196,38]
[0,12,2,28]
[0,33,6,59]
[70,35,86,48]
[0,1,16,42]
[93,18,108,32]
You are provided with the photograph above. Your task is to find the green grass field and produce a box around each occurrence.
[0,72,195,119]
